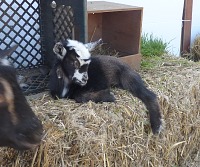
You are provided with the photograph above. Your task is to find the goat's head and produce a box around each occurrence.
[0,46,43,150]
[53,39,91,86]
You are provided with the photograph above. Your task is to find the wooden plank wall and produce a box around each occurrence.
[180,0,193,54]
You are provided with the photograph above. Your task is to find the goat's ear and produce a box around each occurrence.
[84,38,103,52]
[53,42,67,60]
[0,44,18,58]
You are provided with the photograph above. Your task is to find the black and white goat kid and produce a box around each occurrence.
[49,39,162,134]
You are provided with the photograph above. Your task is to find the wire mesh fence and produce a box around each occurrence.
[0,0,86,95]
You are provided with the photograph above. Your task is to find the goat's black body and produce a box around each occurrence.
[50,55,162,134]
[0,46,43,150]
[0,65,43,150]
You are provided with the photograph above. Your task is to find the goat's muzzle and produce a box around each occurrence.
[12,118,44,150]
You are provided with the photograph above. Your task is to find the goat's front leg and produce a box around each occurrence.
[73,89,116,103]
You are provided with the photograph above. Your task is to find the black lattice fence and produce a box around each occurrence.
[0,0,42,69]
[53,5,74,42]
[0,0,86,95]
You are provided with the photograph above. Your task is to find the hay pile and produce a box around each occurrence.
[183,34,200,62]
[191,35,200,61]
[0,57,200,167]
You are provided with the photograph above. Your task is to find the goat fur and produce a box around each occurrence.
[49,40,162,134]
[0,46,43,150]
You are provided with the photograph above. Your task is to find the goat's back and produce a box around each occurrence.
[82,55,135,89]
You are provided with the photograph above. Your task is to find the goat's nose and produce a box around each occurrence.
[27,118,43,143]
[32,131,43,143]
[33,124,43,143]
[14,130,43,150]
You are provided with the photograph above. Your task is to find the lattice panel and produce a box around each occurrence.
[0,0,85,95]
[53,5,74,42]
[0,0,43,69]
[17,67,50,95]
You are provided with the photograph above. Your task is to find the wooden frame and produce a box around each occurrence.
[181,0,193,54]
[87,1,143,70]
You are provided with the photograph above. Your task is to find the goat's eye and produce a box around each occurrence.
[74,61,79,69]
[79,64,88,73]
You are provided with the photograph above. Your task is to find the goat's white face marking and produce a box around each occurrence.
[67,39,91,60]
[71,58,90,86]
[53,40,91,65]
[66,39,91,86]
[72,70,88,86]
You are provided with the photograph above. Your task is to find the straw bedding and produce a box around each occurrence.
[191,35,200,61]
[182,34,200,62]
[0,57,199,167]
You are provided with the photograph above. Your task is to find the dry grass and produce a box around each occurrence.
[182,34,200,62]
[90,43,119,57]
[0,57,200,167]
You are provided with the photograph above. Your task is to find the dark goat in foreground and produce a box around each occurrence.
[0,46,43,150]
[49,39,162,134]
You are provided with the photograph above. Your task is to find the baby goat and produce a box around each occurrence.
[49,39,162,134]
[0,46,43,150]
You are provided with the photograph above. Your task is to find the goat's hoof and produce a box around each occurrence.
[109,92,116,102]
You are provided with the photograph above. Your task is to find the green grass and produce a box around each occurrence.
[141,56,162,70]
[140,33,171,69]
[141,33,169,57]
[140,54,198,70]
